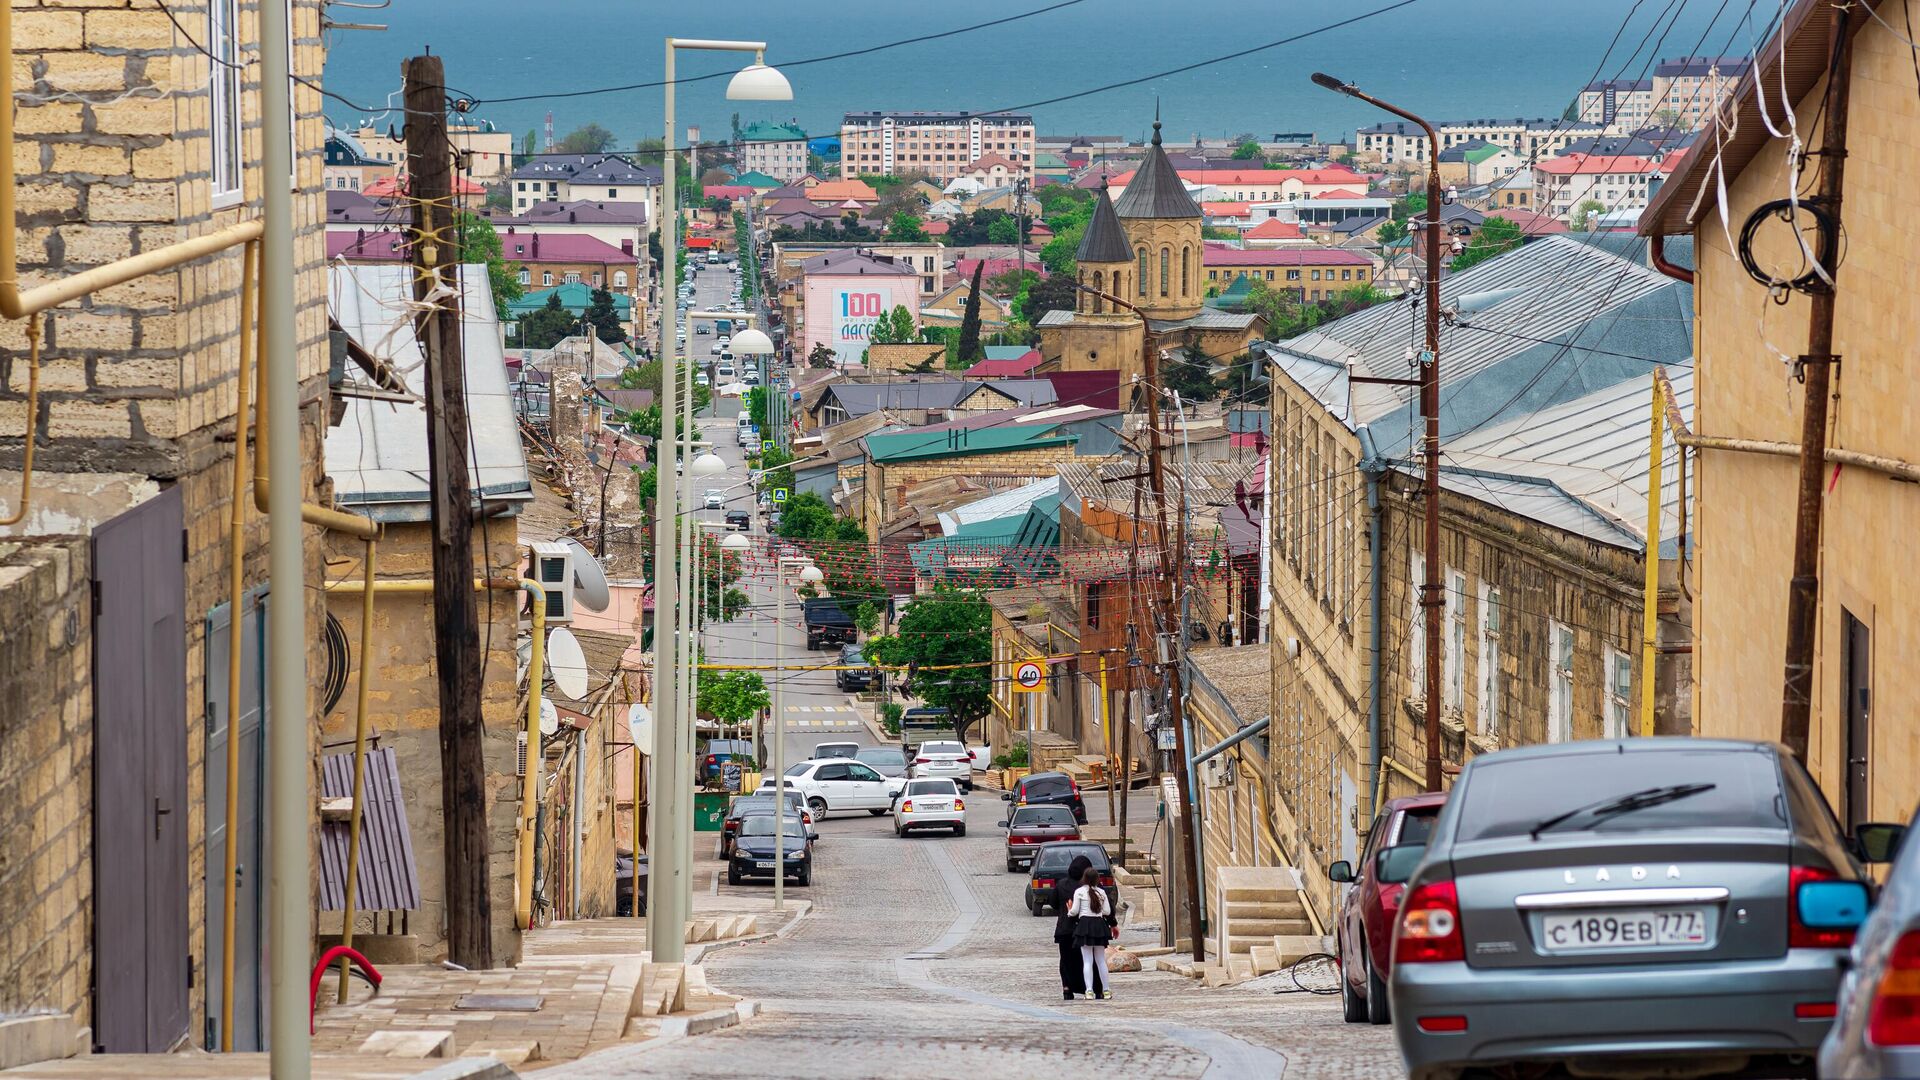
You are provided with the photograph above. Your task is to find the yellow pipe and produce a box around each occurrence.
[334,540,377,1003]
[1640,375,1664,737]
[0,315,41,528]
[320,575,546,930]
[217,243,257,1049]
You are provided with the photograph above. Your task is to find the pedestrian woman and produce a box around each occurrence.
[1054,854,1092,999]
[1068,864,1117,1000]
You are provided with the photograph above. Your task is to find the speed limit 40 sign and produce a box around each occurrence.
[1012,658,1046,693]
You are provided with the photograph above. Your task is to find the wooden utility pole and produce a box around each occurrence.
[1779,7,1855,760]
[405,54,493,970]
[1116,478,1145,878]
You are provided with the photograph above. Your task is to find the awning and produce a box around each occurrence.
[319,747,421,912]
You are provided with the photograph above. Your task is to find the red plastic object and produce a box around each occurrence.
[309,945,383,1032]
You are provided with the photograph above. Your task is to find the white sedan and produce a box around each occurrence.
[892,777,966,838]
[762,759,905,818]
[703,489,725,510]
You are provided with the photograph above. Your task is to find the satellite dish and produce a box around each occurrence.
[539,696,560,736]
[561,537,612,612]
[627,702,653,755]
[547,627,591,699]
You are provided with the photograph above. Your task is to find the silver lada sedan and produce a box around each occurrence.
[1387,739,1883,1080]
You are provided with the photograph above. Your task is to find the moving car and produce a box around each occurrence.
[727,814,813,886]
[1001,804,1080,872]
[1819,817,1913,1078]
[710,342,724,356]
[761,758,905,817]
[695,371,710,387]
[811,741,859,760]
[911,740,974,791]
[1388,738,1883,1080]
[899,706,956,759]
[719,792,811,858]
[696,323,711,335]
[697,738,756,783]
[724,509,751,531]
[703,490,725,510]
[893,778,966,838]
[1003,770,1087,825]
[834,644,877,691]
[1329,791,1447,1024]
[1026,841,1116,916]
[855,746,907,779]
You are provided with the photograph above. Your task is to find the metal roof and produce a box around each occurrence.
[819,378,1057,418]
[1147,307,1261,333]
[326,263,533,521]
[1432,467,1646,550]
[319,748,419,912]
[865,422,1077,464]
[1076,186,1133,263]
[1113,121,1202,220]
[937,476,1060,534]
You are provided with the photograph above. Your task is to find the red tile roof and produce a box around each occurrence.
[954,257,1049,283]
[1201,201,1252,218]
[923,220,950,235]
[1244,218,1305,240]
[965,153,1022,172]
[1535,152,1661,175]
[963,351,1043,378]
[362,173,485,199]
[1202,245,1372,267]
[1314,188,1367,200]
[704,184,755,200]
[1110,166,1373,188]
[805,179,879,203]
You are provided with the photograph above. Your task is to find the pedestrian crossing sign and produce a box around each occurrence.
[772,488,789,503]
[762,439,776,452]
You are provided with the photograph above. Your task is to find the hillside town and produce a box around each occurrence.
[1,3,1917,1078]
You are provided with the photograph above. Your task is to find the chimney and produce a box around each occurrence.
[532,233,540,258]
[568,210,577,222]
[620,238,634,256]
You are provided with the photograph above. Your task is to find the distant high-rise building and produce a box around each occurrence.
[838,111,1036,182]
[739,121,811,182]
[1651,55,1751,130]
[1576,78,1654,128]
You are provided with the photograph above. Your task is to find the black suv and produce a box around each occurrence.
[1002,770,1087,824]
[834,644,876,690]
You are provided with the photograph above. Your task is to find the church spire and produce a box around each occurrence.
[1076,184,1131,264]
[1115,107,1199,219]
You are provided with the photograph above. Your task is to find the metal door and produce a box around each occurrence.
[93,487,189,1052]
[204,589,267,1050]
[1842,610,1872,830]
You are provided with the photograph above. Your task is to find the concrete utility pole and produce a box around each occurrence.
[1779,7,1855,760]
[406,54,493,969]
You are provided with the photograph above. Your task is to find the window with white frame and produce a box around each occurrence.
[613,270,628,288]
[1445,569,1466,713]
[1478,584,1501,738]
[210,0,243,202]
[1605,648,1632,739]
[1548,622,1575,742]
[1408,549,1426,698]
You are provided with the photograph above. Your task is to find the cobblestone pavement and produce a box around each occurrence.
[563,790,1402,1078]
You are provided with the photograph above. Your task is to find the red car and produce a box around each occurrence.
[1327,791,1446,1025]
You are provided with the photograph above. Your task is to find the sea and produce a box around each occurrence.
[321,0,1760,151]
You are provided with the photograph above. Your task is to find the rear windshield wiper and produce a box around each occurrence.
[1529,783,1718,841]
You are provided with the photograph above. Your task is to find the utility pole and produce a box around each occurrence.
[1779,7,1854,760]
[406,54,493,970]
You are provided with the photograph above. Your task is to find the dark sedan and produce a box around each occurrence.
[727,814,815,887]
[1025,840,1115,916]
[1003,771,1087,824]
[1001,804,1081,872]
[719,792,809,858]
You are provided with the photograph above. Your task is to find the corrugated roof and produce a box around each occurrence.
[819,378,1057,418]
[1113,121,1202,220]
[319,748,419,912]
[938,476,1061,533]
[866,422,1078,464]
[1435,467,1645,550]
[1076,186,1133,263]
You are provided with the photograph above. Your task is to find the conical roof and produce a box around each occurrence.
[1114,119,1201,220]
[1075,185,1132,264]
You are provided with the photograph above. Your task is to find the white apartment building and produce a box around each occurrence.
[1576,79,1655,128]
[740,121,810,181]
[1533,153,1662,222]
[354,123,517,182]
[839,111,1035,182]
[1357,118,1612,166]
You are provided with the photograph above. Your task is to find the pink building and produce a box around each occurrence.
[799,250,921,366]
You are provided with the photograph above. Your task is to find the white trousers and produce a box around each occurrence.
[1080,944,1110,995]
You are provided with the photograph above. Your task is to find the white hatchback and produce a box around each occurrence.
[892,777,965,838]
[911,740,975,791]
[762,758,904,818]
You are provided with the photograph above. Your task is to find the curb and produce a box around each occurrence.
[656,999,759,1039]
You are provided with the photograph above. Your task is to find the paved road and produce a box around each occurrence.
[572,789,1401,1078]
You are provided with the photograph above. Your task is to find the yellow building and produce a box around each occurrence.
[1639,0,1919,828]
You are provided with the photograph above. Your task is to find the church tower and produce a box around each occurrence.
[1074,185,1133,316]
[1113,115,1204,321]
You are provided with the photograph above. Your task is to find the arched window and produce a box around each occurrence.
[1160,248,1170,297]
[1137,249,1148,296]
[1181,246,1191,296]
[1091,269,1103,313]
[613,270,628,288]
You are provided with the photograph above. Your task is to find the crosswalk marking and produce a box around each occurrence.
[782,704,854,713]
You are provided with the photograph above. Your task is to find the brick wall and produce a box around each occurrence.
[0,539,92,1026]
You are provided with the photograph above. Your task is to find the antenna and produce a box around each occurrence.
[546,627,590,699]
[560,537,612,612]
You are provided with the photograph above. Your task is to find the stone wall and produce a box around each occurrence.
[0,538,92,1026]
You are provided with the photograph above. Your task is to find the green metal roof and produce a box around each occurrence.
[1463,143,1507,165]
[505,281,632,318]
[732,170,781,188]
[865,423,1077,464]
[739,122,806,144]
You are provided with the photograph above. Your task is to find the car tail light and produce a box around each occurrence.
[915,757,931,764]
[1794,1002,1836,1019]
[1011,835,1034,845]
[900,800,913,812]
[1395,880,1463,963]
[1069,778,1080,795]
[1869,931,1920,1044]
[1098,874,1115,887]
[967,750,976,760]
[1789,865,1858,949]
[1416,1015,1468,1034]
[954,799,965,811]
[704,754,717,765]
[1034,878,1055,889]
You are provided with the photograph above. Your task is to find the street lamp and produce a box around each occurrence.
[651,37,792,967]
[772,557,822,912]
[1313,70,1445,794]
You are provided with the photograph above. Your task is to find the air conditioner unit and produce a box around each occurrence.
[516,731,528,778]
[1202,757,1233,789]
[529,541,575,625]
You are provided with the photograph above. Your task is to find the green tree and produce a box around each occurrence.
[1231,139,1264,161]
[806,342,837,369]
[1450,215,1525,271]
[554,123,616,154]
[955,261,985,366]
[521,129,537,162]
[885,212,929,242]
[631,137,666,166]
[861,585,992,749]
[986,215,1020,246]
[1165,344,1224,402]
[1376,218,1408,244]
[696,670,768,727]
[456,210,522,319]
[850,600,881,636]
[872,304,917,345]
[586,285,626,344]
[517,291,576,349]
[1572,199,1607,232]
[757,443,796,495]
[774,491,836,540]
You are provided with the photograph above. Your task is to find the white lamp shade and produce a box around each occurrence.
[729,327,774,356]
[691,451,727,476]
[720,532,750,550]
[798,565,824,583]
[725,63,792,102]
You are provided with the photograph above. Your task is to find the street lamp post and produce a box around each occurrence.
[651,37,791,966]
[773,555,822,912]
[1312,72,1446,794]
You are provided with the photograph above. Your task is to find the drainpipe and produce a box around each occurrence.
[1649,234,1694,284]
[1359,428,1386,822]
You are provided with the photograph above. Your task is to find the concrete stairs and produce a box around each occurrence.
[1217,866,1320,980]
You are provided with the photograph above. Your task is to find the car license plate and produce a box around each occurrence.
[1539,907,1708,951]
[754,861,773,870]
[925,801,950,811]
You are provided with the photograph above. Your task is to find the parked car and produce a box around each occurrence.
[703,489,725,510]
[1328,791,1447,1024]
[727,814,813,886]
[811,741,859,760]
[911,740,974,791]
[1001,804,1080,872]
[761,758,905,817]
[1388,738,1883,1080]
[710,342,724,355]
[835,644,877,691]
[899,706,956,759]
[724,509,751,531]
[1819,816,1914,1078]
[802,597,856,650]
[697,738,756,783]
[855,746,907,779]
[719,793,811,858]
[893,777,966,838]
[1003,770,1086,824]
[695,371,710,387]
[1026,840,1115,916]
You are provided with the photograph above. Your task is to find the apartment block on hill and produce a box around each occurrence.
[839,110,1036,182]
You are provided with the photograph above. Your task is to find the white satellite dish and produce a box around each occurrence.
[560,537,611,612]
[627,702,653,755]
[546,627,590,699]
[539,696,560,736]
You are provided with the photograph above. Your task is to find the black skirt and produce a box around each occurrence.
[1071,913,1114,948]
